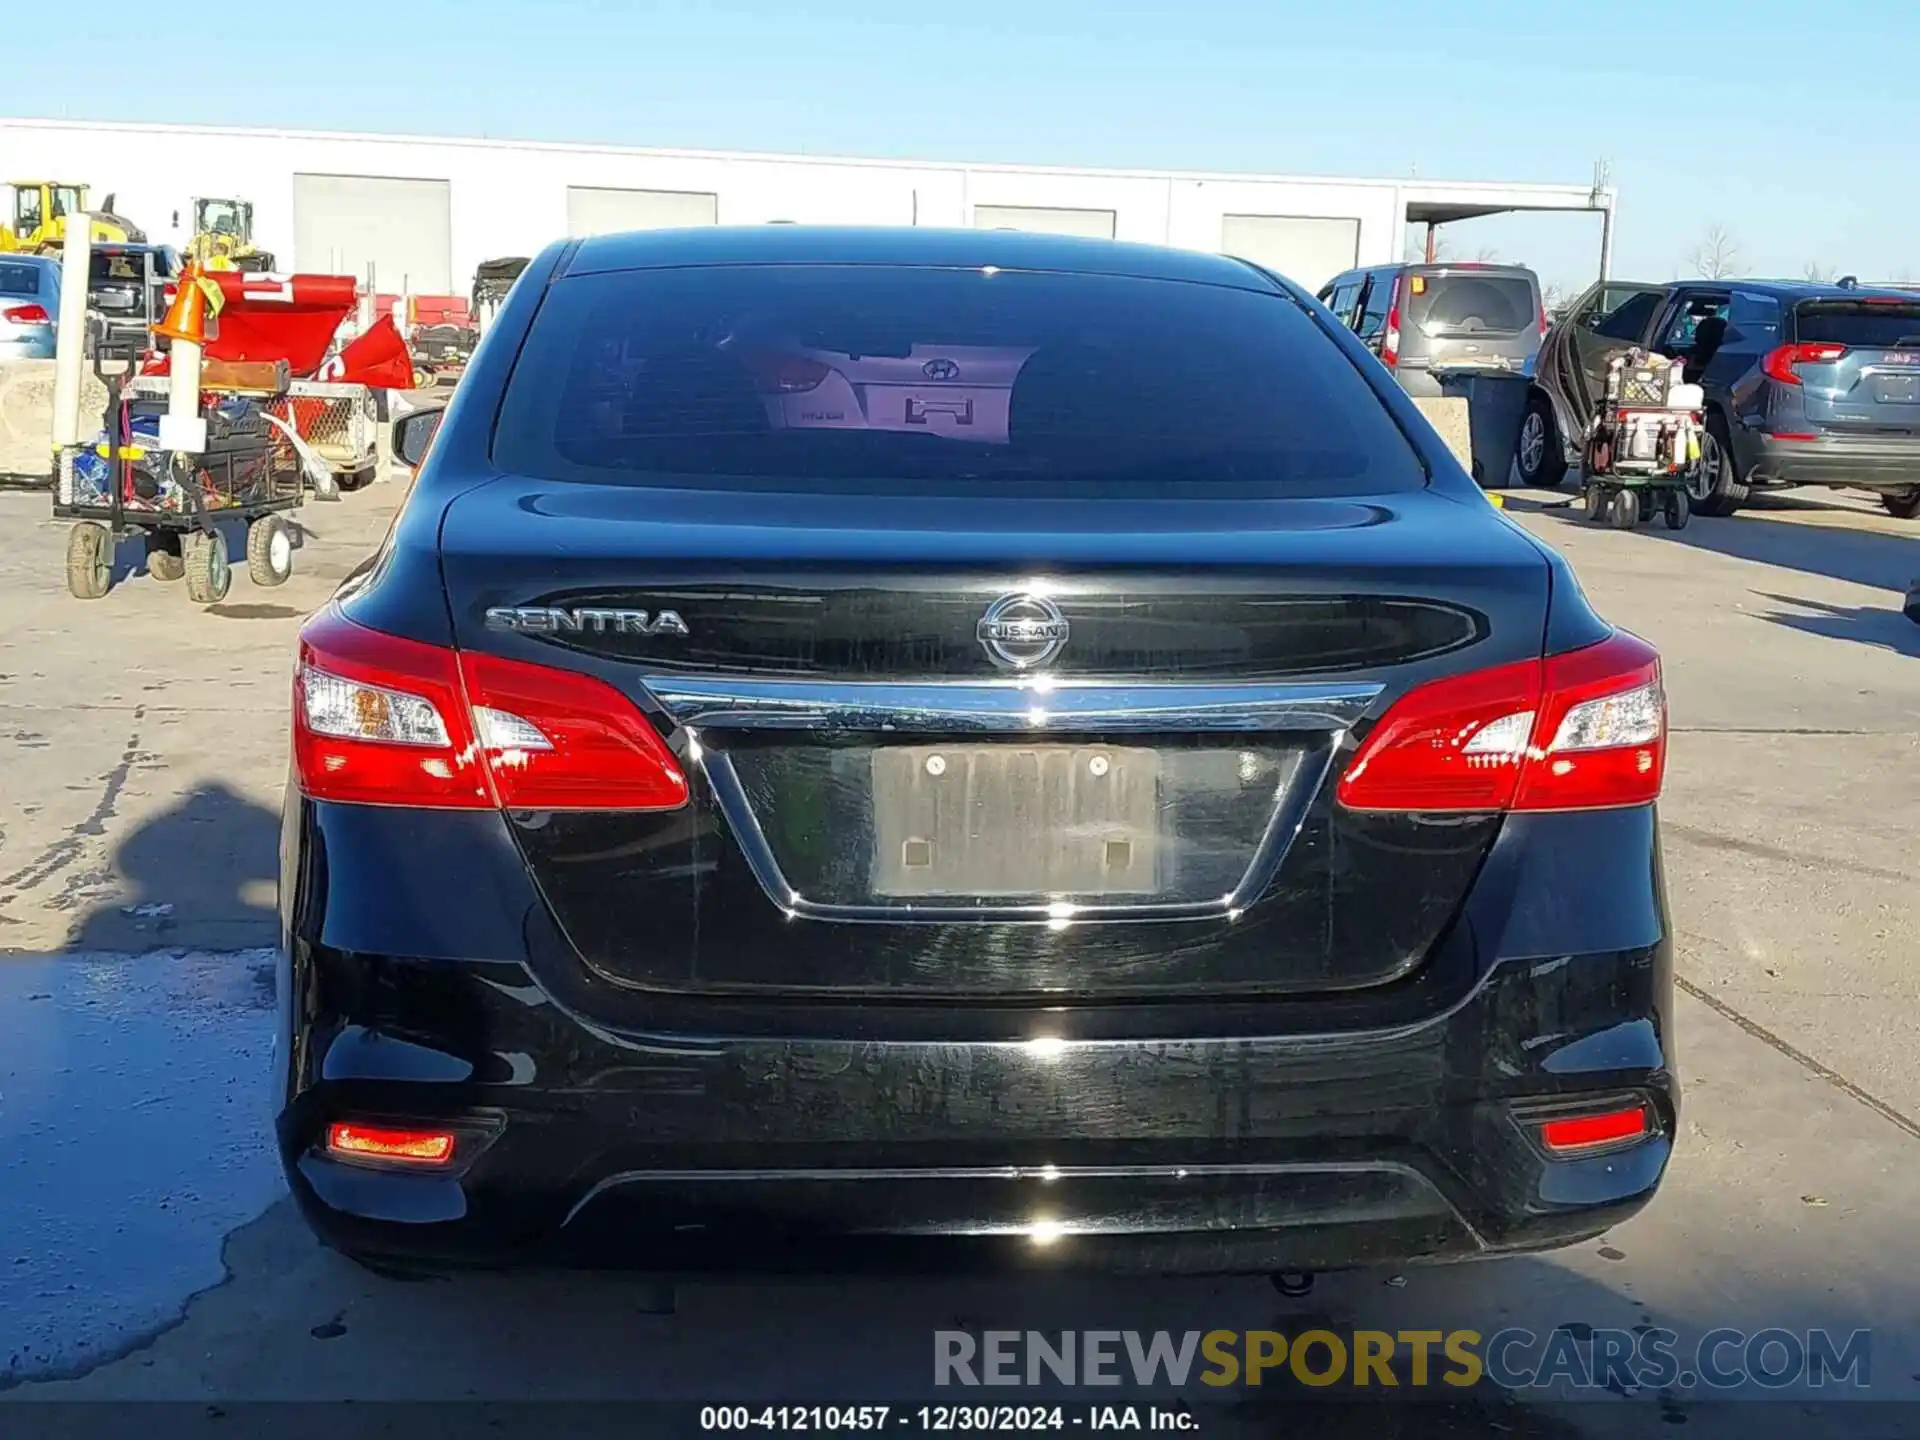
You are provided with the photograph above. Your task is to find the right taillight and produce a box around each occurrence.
[1337,630,1664,814]
[293,609,690,811]
[1761,342,1847,385]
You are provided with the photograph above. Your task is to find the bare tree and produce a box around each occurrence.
[1802,261,1835,283]
[1541,282,1570,317]
[1406,228,1453,264]
[1683,223,1741,280]
[1471,245,1503,264]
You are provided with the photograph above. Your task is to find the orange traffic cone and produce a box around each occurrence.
[153,264,218,346]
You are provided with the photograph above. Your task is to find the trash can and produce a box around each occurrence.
[1436,368,1531,489]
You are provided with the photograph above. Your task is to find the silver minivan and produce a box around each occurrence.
[1316,262,1546,396]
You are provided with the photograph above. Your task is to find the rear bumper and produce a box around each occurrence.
[1746,430,1920,491]
[277,800,1678,1275]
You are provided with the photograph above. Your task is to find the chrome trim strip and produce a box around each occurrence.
[642,676,1383,734]
[563,1160,1424,1227]
[645,675,1378,926]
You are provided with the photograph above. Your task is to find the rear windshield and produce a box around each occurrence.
[90,252,148,285]
[492,265,1425,497]
[1407,273,1537,340]
[0,261,43,296]
[1794,300,1920,348]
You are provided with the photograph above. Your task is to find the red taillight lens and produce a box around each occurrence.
[1761,342,1847,385]
[3,303,51,325]
[741,350,831,394]
[293,610,689,812]
[325,1122,457,1167]
[1539,1105,1650,1154]
[1337,630,1664,814]
[1538,297,1550,337]
[459,649,690,810]
[1381,277,1403,369]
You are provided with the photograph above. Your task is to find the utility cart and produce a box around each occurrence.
[54,333,304,603]
[1578,349,1704,530]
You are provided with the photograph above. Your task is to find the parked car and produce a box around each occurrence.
[281,227,1675,1280]
[1316,262,1546,395]
[1519,278,1920,519]
[0,254,59,359]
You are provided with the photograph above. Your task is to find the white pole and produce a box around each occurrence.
[159,272,207,456]
[50,215,94,447]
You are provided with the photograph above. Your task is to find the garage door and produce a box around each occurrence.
[293,175,451,294]
[973,205,1116,240]
[567,187,718,237]
[1220,215,1361,291]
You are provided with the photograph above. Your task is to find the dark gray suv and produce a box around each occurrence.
[1317,263,1546,396]
[1519,278,1920,519]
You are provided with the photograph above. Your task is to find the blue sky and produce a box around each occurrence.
[13,0,1914,293]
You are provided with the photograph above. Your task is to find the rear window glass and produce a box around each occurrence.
[1794,301,1920,348]
[1408,274,1536,339]
[90,252,147,284]
[0,261,42,296]
[493,265,1425,498]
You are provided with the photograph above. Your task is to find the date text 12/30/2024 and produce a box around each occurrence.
[700,1407,1198,1431]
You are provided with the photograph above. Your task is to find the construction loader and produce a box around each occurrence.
[1,181,146,254]
[185,197,275,273]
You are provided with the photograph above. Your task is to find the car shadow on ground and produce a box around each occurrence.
[1745,590,1920,658]
[1503,488,1919,599]
[64,779,280,954]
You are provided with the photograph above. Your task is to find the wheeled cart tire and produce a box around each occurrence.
[1583,484,1607,522]
[146,532,184,582]
[66,522,112,599]
[247,515,294,587]
[184,529,232,605]
[1881,488,1920,520]
[1608,488,1641,529]
[1663,490,1692,531]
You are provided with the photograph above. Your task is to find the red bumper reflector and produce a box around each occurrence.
[1539,1106,1650,1154]
[325,1122,457,1167]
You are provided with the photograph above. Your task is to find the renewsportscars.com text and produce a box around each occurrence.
[934,1328,1871,1392]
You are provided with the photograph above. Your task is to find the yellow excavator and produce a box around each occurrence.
[0,181,146,253]
[185,196,275,273]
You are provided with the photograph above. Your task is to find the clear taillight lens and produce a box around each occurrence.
[300,669,451,747]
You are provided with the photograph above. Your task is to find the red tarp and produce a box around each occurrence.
[317,315,416,389]
[161,273,360,377]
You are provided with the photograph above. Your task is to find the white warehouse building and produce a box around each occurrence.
[0,118,1615,300]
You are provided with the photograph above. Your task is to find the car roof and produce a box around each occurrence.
[1679,278,1916,302]
[1331,261,1537,279]
[563,225,1287,291]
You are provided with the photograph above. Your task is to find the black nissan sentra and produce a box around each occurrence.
[279,227,1676,1278]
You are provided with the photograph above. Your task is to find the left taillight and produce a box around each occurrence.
[1381,275,1404,369]
[1337,629,1665,814]
[293,609,690,811]
[3,303,51,325]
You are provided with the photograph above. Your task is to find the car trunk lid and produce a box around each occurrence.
[438,476,1551,1002]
